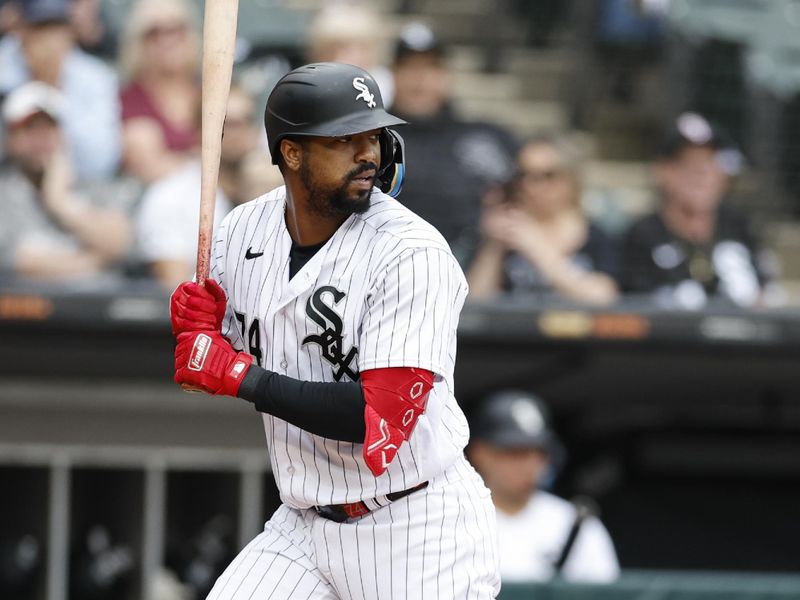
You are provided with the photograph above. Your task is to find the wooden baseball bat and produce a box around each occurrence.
[195,0,240,285]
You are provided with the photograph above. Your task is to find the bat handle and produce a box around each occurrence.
[195,225,212,285]
[180,383,206,393]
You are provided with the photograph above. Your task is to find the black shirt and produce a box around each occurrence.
[502,222,620,297]
[619,205,769,307]
[289,238,327,280]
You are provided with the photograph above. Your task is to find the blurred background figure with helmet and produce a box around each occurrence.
[467,389,620,584]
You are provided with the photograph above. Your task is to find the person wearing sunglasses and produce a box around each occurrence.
[468,135,620,305]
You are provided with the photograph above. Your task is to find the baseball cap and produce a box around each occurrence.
[393,22,445,64]
[2,81,64,127]
[18,0,70,25]
[469,390,555,450]
[658,112,744,174]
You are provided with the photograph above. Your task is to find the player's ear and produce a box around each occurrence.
[280,138,304,172]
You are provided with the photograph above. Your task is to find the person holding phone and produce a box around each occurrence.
[467,135,619,305]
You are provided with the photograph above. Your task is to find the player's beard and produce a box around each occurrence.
[301,158,376,218]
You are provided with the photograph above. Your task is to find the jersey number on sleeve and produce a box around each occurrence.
[234,311,263,366]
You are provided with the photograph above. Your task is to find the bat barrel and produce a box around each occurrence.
[196,0,240,283]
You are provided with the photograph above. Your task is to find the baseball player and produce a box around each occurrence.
[170,62,500,599]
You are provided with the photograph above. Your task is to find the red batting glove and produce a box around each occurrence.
[170,279,227,335]
[174,330,253,396]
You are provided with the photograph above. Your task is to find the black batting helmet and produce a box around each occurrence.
[469,390,557,451]
[264,62,407,197]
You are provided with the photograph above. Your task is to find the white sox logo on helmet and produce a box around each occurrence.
[352,77,376,108]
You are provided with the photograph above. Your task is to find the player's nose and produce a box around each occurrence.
[354,132,380,165]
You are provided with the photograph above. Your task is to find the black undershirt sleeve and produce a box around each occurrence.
[237,365,366,443]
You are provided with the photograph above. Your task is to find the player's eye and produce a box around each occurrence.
[336,136,352,143]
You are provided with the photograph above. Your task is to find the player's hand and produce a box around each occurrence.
[174,330,253,396]
[170,279,227,335]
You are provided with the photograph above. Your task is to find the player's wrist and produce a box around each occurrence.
[219,351,254,396]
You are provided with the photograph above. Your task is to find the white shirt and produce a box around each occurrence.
[495,490,620,583]
[210,186,471,508]
[136,161,231,266]
[0,35,121,180]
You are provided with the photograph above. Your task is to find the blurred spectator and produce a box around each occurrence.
[69,0,116,60]
[468,135,619,304]
[467,390,619,583]
[119,0,200,183]
[0,81,132,281]
[135,85,280,290]
[389,22,518,267]
[306,2,393,106]
[0,0,22,39]
[0,0,121,180]
[619,112,780,309]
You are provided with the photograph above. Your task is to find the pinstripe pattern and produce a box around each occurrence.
[207,505,338,600]
[209,457,500,600]
[210,187,471,509]
[207,186,499,598]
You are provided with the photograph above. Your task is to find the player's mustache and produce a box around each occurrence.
[347,163,378,180]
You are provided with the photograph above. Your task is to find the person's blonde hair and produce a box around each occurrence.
[306,3,382,63]
[118,0,200,82]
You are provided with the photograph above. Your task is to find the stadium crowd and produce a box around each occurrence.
[0,0,788,312]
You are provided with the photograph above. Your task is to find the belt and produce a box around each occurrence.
[314,481,429,523]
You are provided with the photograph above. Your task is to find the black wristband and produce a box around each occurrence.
[238,366,366,443]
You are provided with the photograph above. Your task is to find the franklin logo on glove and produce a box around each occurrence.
[188,334,212,371]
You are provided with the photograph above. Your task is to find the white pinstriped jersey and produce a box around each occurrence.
[210,186,471,509]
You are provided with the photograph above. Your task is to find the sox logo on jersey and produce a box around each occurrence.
[302,286,359,381]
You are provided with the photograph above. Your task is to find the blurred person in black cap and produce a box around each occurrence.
[467,390,619,583]
[619,112,781,309]
[0,0,121,180]
[390,22,518,267]
[0,80,133,281]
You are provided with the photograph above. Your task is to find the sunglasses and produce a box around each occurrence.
[517,168,564,184]
[143,22,188,41]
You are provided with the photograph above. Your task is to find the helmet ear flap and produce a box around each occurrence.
[377,128,405,198]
